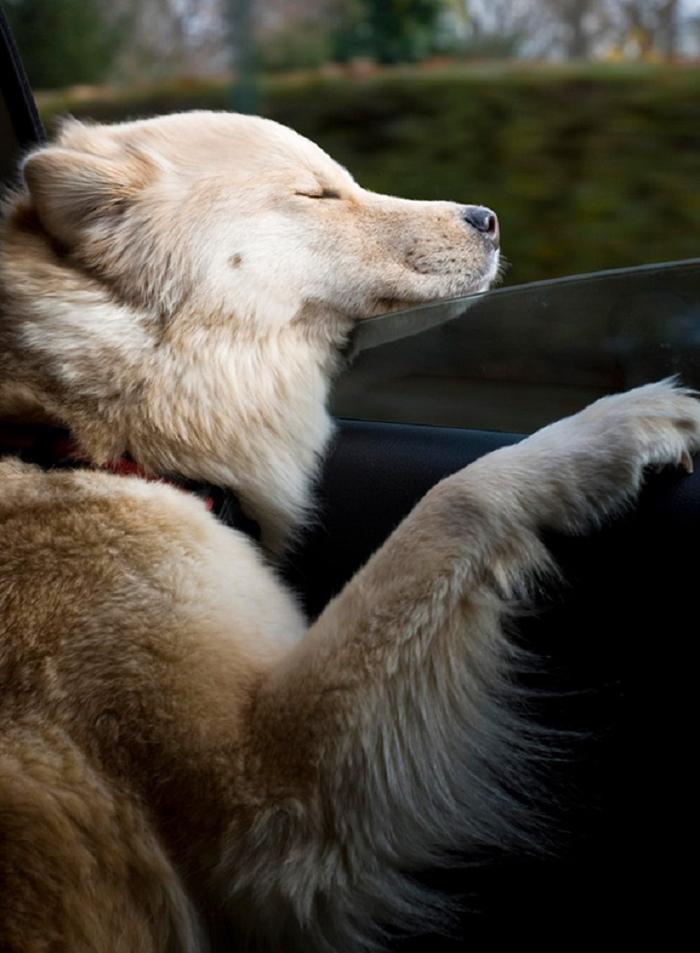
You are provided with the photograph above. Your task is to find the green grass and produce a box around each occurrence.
[37,62,700,286]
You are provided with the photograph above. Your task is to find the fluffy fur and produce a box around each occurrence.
[0,111,697,952]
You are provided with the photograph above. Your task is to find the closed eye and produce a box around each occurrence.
[295,188,342,200]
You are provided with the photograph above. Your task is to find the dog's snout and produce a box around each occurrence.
[462,205,499,246]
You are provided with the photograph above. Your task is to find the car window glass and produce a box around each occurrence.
[0,93,18,182]
[334,260,700,433]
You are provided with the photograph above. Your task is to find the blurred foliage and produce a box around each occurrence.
[452,33,526,60]
[3,0,119,89]
[37,63,700,286]
[330,0,445,64]
[257,19,333,72]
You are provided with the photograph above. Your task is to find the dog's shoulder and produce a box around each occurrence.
[0,455,209,527]
[0,457,305,672]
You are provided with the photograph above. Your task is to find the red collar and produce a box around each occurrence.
[0,419,212,503]
[0,420,261,540]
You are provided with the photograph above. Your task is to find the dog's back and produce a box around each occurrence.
[0,720,200,953]
[0,458,301,951]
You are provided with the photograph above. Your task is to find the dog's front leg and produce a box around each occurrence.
[236,380,699,951]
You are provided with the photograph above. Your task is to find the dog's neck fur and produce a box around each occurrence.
[0,202,353,554]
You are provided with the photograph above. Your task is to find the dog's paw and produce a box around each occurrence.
[536,378,700,531]
[463,379,700,536]
[576,378,700,473]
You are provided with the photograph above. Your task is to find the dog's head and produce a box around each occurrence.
[3,111,500,549]
[21,111,500,328]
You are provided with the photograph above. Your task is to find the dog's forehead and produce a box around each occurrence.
[60,111,349,185]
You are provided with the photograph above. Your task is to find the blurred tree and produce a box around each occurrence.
[226,0,257,112]
[455,0,543,58]
[611,0,680,58]
[256,21,333,72]
[102,0,227,81]
[658,0,680,58]
[4,0,118,88]
[543,0,601,58]
[463,0,684,61]
[254,0,334,72]
[332,0,446,64]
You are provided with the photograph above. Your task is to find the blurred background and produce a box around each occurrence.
[3,0,699,286]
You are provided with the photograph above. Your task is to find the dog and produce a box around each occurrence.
[0,110,697,952]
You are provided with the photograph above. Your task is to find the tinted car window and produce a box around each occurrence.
[0,8,44,184]
[334,260,700,433]
[0,93,17,182]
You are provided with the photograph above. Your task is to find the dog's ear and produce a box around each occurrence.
[22,145,154,246]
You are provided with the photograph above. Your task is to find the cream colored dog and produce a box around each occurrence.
[0,111,697,952]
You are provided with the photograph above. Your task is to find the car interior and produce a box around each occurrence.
[2,7,696,944]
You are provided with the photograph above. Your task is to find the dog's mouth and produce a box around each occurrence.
[374,296,428,315]
[372,254,501,316]
[372,288,481,317]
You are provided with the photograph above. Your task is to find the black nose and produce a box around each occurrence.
[463,205,499,245]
